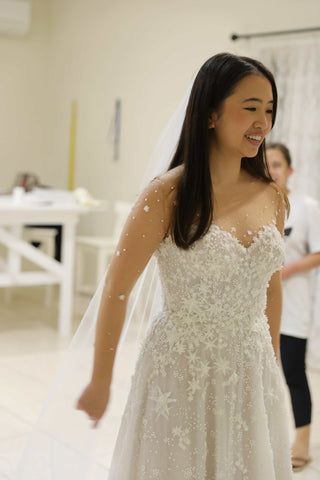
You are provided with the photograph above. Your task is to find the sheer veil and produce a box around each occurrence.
[14,82,193,480]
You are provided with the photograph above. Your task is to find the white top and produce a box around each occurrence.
[281,192,320,338]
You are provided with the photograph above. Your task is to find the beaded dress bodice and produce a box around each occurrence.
[156,223,284,328]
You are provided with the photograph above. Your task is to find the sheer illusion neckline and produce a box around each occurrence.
[209,222,280,251]
[161,222,281,251]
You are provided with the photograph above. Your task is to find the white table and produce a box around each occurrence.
[0,195,106,337]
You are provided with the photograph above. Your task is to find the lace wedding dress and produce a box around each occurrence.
[106,170,293,480]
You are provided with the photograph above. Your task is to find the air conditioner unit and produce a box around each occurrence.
[0,0,31,35]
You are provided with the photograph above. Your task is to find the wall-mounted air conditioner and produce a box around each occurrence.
[0,0,31,36]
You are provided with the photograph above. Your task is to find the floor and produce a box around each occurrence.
[1,286,320,479]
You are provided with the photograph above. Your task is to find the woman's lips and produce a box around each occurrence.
[245,134,262,146]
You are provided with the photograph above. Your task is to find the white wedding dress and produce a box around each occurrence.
[107,175,293,480]
[14,170,293,480]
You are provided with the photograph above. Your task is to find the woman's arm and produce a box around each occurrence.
[266,183,286,362]
[282,251,320,280]
[77,175,174,425]
[266,270,283,362]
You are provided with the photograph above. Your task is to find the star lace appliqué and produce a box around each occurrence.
[149,386,177,420]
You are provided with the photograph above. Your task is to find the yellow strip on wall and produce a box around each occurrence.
[68,100,77,190]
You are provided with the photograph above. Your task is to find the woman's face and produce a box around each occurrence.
[209,74,274,159]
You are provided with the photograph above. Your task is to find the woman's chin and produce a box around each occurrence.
[242,150,259,159]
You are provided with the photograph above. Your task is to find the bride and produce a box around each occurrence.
[76,52,293,479]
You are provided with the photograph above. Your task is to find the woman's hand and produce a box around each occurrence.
[76,380,111,428]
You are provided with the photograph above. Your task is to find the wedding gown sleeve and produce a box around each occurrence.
[91,175,175,384]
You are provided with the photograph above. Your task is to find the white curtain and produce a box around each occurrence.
[251,37,320,370]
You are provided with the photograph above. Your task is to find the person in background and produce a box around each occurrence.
[266,142,320,472]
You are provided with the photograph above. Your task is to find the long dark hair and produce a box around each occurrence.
[168,52,277,249]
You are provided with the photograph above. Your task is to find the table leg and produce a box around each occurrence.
[5,226,23,304]
[7,226,23,272]
[58,222,76,337]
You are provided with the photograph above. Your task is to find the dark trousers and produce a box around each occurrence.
[280,334,312,428]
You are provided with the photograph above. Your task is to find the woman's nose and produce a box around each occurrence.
[253,113,269,130]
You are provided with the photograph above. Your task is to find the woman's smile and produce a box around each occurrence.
[244,134,263,146]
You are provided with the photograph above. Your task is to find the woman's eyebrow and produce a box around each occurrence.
[242,97,274,104]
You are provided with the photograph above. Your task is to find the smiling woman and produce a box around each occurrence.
[75,53,293,480]
[17,53,294,480]
[167,54,284,249]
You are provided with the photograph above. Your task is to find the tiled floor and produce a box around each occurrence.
[1,286,320,479]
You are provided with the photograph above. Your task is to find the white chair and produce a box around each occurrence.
[75,201,132,295]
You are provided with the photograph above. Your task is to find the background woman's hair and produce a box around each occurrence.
[168,52,277,249]
[267,142,292,167]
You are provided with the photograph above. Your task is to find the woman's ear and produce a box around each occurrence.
[208,112,216,129]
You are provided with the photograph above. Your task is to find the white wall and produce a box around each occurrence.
[1,0,320,234]
[0,0,50,189]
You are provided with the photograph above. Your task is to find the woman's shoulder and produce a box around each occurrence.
[149,165,183,198]
[254,179,289,215]
[138,165,182,215]
[248,176,286,202]
[266,181,289,210]
[266,180,284,196]
[157,165,183,187]
[242,174,289,215]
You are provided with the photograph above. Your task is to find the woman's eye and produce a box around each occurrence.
[245,107,273,115]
